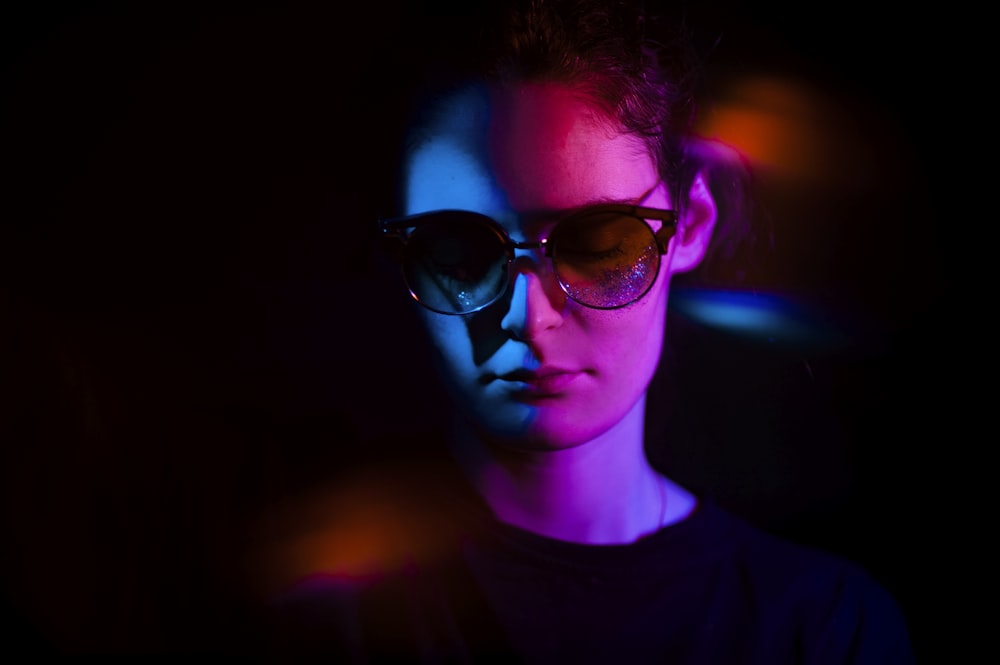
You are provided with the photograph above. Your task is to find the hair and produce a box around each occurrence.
[368,0,765,286]
[369,1,691,208]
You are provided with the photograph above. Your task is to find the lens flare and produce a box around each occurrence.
[670,287,853,349]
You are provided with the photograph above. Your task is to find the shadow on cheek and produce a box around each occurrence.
[466,288,514,367]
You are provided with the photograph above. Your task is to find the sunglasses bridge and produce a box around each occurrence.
[504,237,552,256]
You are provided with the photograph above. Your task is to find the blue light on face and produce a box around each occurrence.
[404,86,508,218]
[405,140,499,215]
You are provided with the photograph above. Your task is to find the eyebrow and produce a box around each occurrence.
[518,181,660,224]
[517,199,630,226]
[574,193,643,207]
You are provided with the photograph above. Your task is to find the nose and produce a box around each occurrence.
[500,252,565,340]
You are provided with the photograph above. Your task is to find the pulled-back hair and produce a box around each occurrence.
[487,0,700,213]
[371,0,762,284]
[375,0,696,211]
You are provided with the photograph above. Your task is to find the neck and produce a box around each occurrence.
[449,396,695,544]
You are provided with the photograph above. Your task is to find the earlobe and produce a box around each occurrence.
[668,171,717,274]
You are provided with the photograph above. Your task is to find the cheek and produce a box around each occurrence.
[583,279,669,381]
[418,312,476,385]
[607,316,665,374]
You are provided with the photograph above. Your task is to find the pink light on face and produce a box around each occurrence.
[403,82,675,452]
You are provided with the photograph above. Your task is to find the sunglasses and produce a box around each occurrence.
[379,193,677,316]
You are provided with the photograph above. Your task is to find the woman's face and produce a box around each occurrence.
[402,82,681,451]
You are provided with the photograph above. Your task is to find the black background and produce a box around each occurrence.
[2,1,958,659]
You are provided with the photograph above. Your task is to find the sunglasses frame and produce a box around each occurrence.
[379,203,678,315]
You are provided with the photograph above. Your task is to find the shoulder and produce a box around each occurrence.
[262,559,493,662]
[262,572,425,662]
[696,501,915,663]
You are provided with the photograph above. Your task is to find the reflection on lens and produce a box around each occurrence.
[403,212,508,314]
[552,213,659,308]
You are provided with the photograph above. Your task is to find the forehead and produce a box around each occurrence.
[403,82,655,216]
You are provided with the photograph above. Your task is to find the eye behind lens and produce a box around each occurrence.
[551,213,660,309]
[402,211,511,315]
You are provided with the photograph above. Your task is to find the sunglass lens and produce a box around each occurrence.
[403,212,508,314]
[550,212,659,309]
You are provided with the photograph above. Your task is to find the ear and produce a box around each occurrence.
[667,170,717,274]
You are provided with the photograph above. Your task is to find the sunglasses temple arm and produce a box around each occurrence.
[654,221,678,254]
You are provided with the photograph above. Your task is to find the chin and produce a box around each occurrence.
[455,386,631,453]
[477,411,615,453]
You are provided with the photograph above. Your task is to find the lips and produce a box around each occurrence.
[495,367,583,395]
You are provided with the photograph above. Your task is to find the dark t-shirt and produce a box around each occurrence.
[261,453,913,664]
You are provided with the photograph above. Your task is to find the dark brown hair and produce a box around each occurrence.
[376,1,694,208]
[372,0,763,284]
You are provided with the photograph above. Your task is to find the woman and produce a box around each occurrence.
[260,1,913,661]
